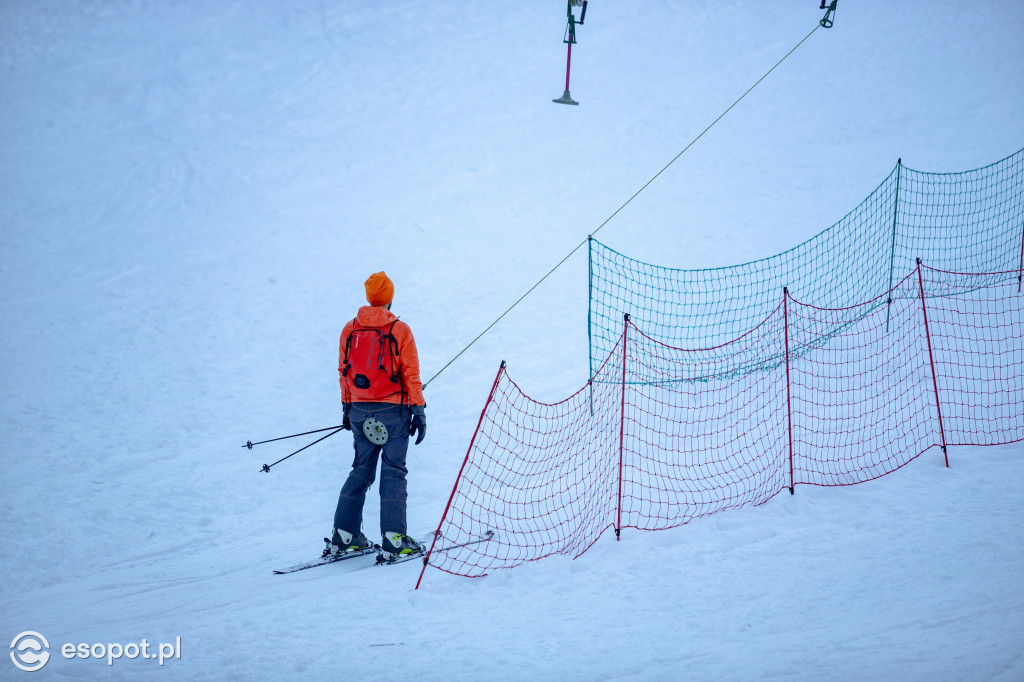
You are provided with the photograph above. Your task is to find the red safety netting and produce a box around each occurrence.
[787,271,939,486]
[923,268,1024,445]
[416,265,1023,585]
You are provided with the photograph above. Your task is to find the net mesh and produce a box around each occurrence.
[788,272,937,486]
[589,149,1024,365]
[922,268,1024,445]
[423,266,1022,579]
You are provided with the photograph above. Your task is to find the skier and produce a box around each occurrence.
[330,271,427,558]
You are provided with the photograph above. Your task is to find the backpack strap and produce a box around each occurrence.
[384,320,408,405]
[385,321,400,368]
[341,317,359,376]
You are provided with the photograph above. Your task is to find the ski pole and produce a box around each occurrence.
[242,424,343,450]
[258,426,346,473]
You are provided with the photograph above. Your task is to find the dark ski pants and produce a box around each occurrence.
[333,402,411,539]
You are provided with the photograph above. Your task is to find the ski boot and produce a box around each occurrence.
[323,529,372,557]
[380,532,422,558]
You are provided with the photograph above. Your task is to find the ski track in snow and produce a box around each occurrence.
[1,1,1022,680]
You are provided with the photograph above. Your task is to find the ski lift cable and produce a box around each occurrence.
[424,16,830,390]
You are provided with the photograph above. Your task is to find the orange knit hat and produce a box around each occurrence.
[364,271,394,306]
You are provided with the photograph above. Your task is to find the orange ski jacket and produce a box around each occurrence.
[339,306,425,407]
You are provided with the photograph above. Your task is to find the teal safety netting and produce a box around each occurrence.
[588,148,1024,372]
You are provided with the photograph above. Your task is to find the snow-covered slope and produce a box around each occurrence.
[1,1,1022,679]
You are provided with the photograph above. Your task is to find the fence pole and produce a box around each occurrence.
[588,236,595,416]
[915,260,950,468]
[783,288,795,494]
[616,314,630,540]
[415,361,506,590]
[885,159,903,331]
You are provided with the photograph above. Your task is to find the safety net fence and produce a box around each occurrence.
[589,148,1024,368]
[417,263,1022,584]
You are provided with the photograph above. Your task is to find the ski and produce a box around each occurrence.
[273,530,495,573]
[273,543,379,574]
[375,530,495,566]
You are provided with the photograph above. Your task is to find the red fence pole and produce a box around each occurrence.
[616,314,630,540]
[783,288,795,494]
[915,260,950,468]
[415,361,506,590]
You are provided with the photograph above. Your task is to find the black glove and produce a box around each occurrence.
[342,403,351,431]
[409,405,426,445]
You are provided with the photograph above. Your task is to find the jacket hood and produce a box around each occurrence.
[355,305,399,328]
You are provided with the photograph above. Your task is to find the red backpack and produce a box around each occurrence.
[341,319,404,401]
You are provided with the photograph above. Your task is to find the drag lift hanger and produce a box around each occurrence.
[553,0,588,105]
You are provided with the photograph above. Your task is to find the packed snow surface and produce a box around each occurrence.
[2,1,1022,680]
